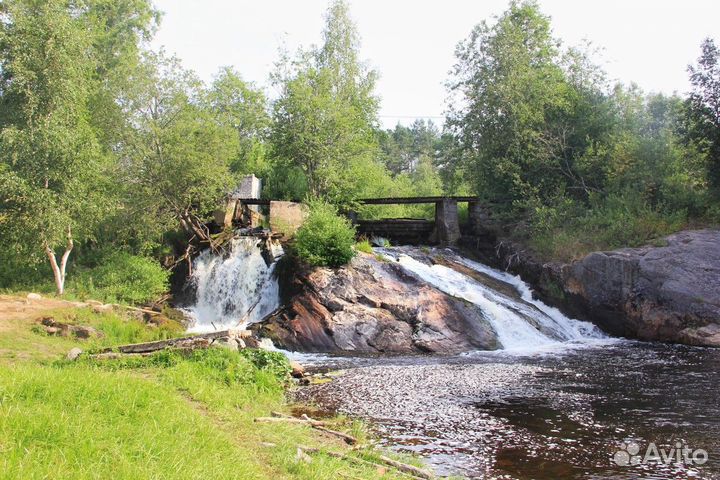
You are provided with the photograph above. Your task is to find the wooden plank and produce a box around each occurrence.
[358,196,478,205]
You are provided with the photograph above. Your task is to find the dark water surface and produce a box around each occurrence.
[294,341,720,479]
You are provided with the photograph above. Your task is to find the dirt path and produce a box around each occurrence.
[0,294,90,330]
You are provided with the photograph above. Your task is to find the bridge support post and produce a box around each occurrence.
[467,200,485,235]
[434,198,460,246]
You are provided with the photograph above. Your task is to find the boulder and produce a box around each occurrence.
[289,360,305,378]
[252,254,499,354]
[560,230,720,346]
[66,347,83,361]
[493,229,720,347]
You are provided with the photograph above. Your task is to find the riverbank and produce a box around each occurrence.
[0,295,423,480]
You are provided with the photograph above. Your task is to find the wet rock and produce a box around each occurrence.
[494,229,720,347]
[252,253,499,354]
[289,360,305,378]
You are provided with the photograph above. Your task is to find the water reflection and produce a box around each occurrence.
[295,342,720,479]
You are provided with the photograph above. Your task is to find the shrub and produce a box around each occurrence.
[354,238,373,254]
[69,252,169,304]
[294,200,356,267]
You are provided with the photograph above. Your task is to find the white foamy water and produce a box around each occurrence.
[184,237,283,333]
[377,248,606,350]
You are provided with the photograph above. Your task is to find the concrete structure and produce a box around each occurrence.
[269,201,308,238]
[354,196,481,246]
[233,175,262,202]
[433,198,461,245]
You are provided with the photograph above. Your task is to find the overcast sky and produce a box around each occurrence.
[151,0,720,128]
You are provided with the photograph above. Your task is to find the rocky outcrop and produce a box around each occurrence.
[252,254,499,354]
[493,230,720,347]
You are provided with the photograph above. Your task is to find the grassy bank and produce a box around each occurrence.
[0,297,418,479]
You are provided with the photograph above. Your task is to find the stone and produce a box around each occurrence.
[289,360,305,378]
[91,303,114,314]
[433,198,460,245]
[26,293,42,301]
[39,316,56,326]
[67,347,83,361]
[252,254,499,354]
[496,229,720,348]
[71,325,102,339]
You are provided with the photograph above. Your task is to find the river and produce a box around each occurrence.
[293,341,720,479]
[184,240,720,479]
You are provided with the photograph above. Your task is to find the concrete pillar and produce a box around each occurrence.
[434,198,461,245]
[213,198,238,228]
[467,201,484,235]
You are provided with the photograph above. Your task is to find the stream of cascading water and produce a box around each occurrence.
[376,247,607,351]
[184,237,283,333]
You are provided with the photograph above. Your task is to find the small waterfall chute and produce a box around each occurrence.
[184,237,283,333]
[377,248,605,350]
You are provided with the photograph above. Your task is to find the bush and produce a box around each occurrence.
[294,200,356,267]
[69,252,169,304]
[354,238,373,254]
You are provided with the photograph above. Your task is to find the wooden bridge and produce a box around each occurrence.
[217,177,489,246]
[236,195,487,246]
[353,196,485,246]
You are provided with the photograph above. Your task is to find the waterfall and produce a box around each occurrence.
[377,248,606,350]
[184,237,283,333]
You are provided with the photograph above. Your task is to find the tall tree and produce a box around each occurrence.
[116,52,237,249]
[685,38,720,198]
[270,0,384,204]
[446,0,616,211]
[204,67,270,176]
[0,0,105,294]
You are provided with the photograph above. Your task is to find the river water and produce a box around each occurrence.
[295,342,720,479]
[291,247,720,479]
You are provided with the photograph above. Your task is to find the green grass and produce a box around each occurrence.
[354,239,373,254]
[0,303,418,480]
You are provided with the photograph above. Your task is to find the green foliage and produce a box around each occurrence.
[68,252,169,304]
[355,239,374,254]
[528,192,688,260]
[238,349,292,380]
[269,0,387,206]
[444,1,719,257]
[685,38,720,198]
[294,200,356,267]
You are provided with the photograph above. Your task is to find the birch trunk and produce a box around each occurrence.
[44,228,74,295]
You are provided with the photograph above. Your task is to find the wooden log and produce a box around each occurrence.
[298,446,431,480]
[313,425,358,445]
[97,329,250,354]
[376,454,434,479]
[254,417,328,427]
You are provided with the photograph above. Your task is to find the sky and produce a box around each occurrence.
[151,0,720,128]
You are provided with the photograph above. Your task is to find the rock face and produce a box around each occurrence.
[252,254,499,354]
[493,230,720,347]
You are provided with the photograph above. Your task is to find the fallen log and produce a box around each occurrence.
[313,425,358,445]
[254,417,328,427]
[97,329,251,354]
[298,446,431,480]
[263,413,357,444]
